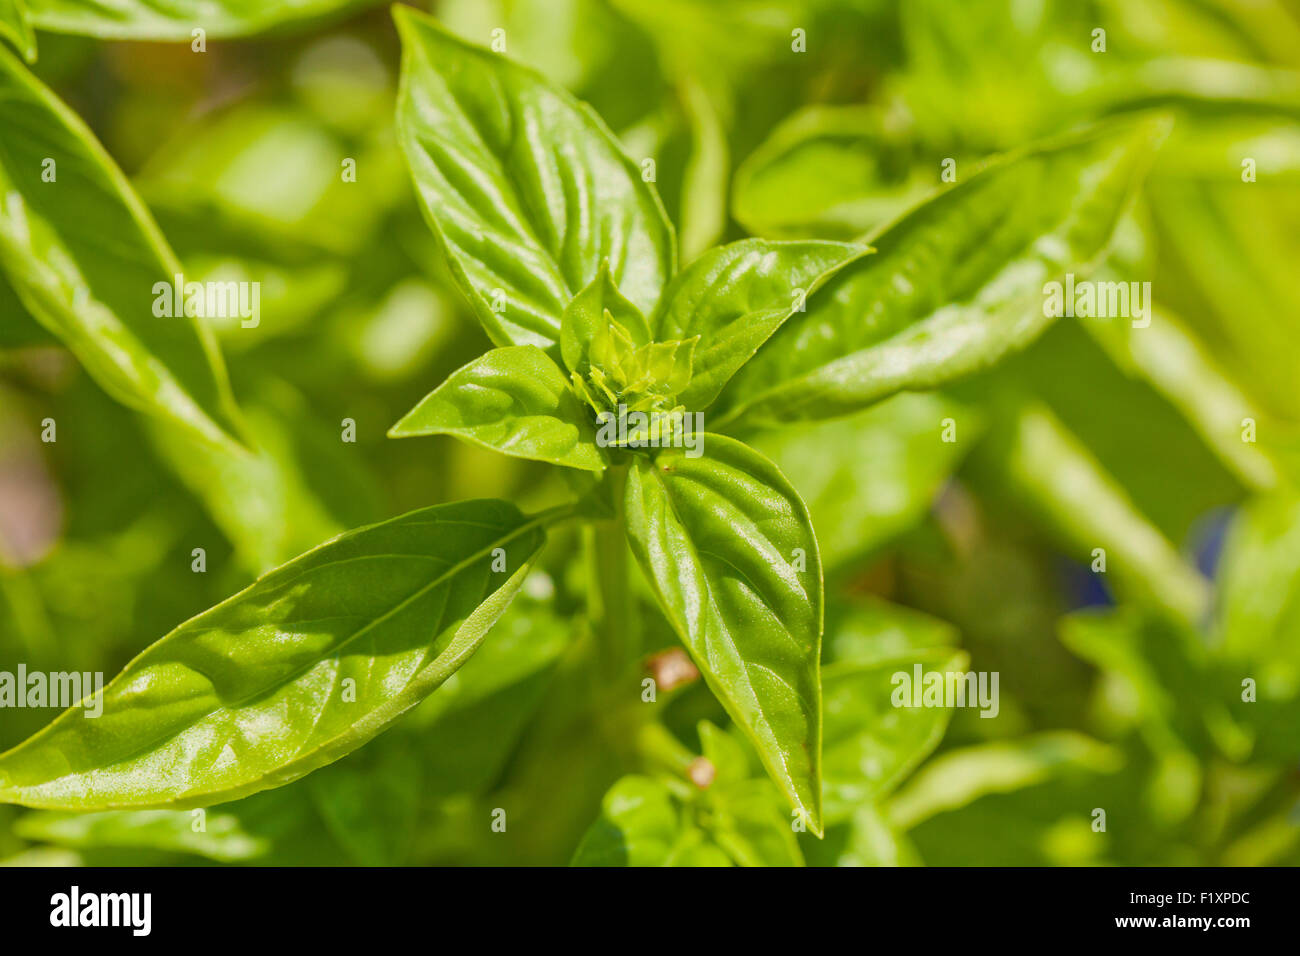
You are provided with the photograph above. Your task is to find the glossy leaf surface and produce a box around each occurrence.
[624,434,823,832]
[26,0,378,40]
[654,238,870,410]
[389,345,607,472]
[395,5,674,347]
[0,500,546,809]
[716,117,1169,427]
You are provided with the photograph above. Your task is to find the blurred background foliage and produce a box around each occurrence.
[1,0,1298,865]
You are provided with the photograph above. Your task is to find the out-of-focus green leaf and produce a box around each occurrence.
[190,256,348,350]
[569,774,683,866]
[150,380,381,574]
[0,0,34,62]
[607,0,792,99]
[1062,609,1200,748]
[137,104,403,257]
[1149,182,1300,423]
[822,649,968,825]
[10,782,343,866]
[968,398,1211,623]
[732,105,929,239]
[0,500,546,809]
[692,720,802,866]
[624,434,823,832]
[394,6,674,348]
[823,597,958,666]
[675,77,729,261]
[1081,299,1282,492]
[0,273,53,346]
[1216,495,1300,760]
[1219,494,1300,687]
[1153,113,1300,182]
[306,746,421,867]
[389,346,608,473]
[808,803,922,867]
[1059,608,1239,821]
[26,0,379,40]
[707,778,803,867]
[1102,58,1300,119]
[893,0,1100,149]
[998,317,1244,546]
[0,847,83,866]
[0,48,244,449]
[888,732,1122,829]
[14,808,270,863]
[654,238,870,410]
[752,391,978,568]
[1099,0,1300,63]
[405,585,572,794]
[439,0,626,94]
[714,116,1169,427]
[697,719,750,785]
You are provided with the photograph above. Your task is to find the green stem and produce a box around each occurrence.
[584,465,638,680]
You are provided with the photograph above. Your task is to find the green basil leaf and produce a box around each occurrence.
[0,0,33,62]
[822,649,967,826]
[570,773,739,868]
[394,5,674,348]
[707,778,804,867]
[560,260,651,377]
[715,115,1170,427]
[0,499,547,810]
[25,0,378,40]
[654,238,871,410]
[389,345,607,472]
[624,434,824,832]
[0,48,244,449]
[570,775,681,866]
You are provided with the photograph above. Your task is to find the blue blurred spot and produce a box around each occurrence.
[1060,556,1114,610]
[1188,506,1236,580]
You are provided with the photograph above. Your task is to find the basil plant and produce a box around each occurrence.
[0,2,1195,867]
